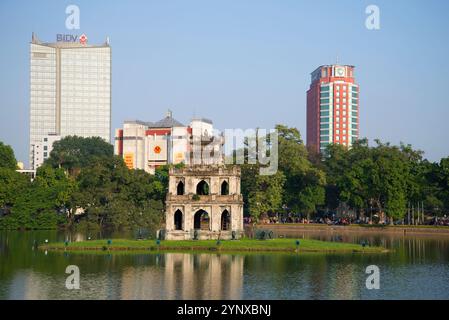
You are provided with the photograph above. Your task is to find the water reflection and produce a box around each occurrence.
[1,230,449,299]
[120,254,244,299]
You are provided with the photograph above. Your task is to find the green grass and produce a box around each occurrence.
[40,238,386,254]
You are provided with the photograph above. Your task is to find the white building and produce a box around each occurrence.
[114,111,223,174]
[29,33,111,169]
[31,134,61,170]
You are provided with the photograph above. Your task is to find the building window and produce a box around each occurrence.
[320,98,330,104]
[320,111,329,117]
[221,181,229,195]
[320,92,329,98]
[221,210,231,231]
[196,180,210,195]
[177,181,185,195]
[174,210,183,230]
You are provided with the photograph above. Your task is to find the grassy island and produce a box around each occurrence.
[39,238,387,254]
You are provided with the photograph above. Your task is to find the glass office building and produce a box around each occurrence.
[29,33,111,168]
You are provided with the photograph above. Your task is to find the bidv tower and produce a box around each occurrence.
[29,33,111,169]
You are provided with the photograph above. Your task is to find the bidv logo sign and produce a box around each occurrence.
[56,33,88,45]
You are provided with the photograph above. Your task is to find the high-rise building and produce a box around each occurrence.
[306,65,359,154]
[29,33,111,169]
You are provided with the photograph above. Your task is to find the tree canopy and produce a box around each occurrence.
[0,142,17,170]
[0,137,165,231]
[46,136,113,176]
[1,128,449,229]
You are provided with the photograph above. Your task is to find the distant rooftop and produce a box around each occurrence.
[191,117,213,125]
[124,111,215,129]
[31,32,110,48]
[124,120,154,127]
[149,111,185,128]
[311,64,356,75]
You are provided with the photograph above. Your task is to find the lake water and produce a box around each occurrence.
[1,229,449,300]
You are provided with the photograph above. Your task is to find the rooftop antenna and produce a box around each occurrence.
[336,54,340,65]
[166,109,172,118]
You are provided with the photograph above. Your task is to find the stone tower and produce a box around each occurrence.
[164,165,244,240]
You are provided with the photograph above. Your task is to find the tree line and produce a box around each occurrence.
[1,125,448,230]
[0,137,167,230]
[241,125,449,224]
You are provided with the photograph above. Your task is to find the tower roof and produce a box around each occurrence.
[149,112,185,128]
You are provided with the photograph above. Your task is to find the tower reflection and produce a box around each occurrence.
[120,253,244,299]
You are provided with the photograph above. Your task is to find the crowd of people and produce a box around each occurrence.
[244,213,449,226]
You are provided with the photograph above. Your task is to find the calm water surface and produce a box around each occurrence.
[1,229,449,300]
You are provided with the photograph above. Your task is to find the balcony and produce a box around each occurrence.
[166,193,243,203]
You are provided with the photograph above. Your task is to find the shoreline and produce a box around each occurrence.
[254,224,449,235]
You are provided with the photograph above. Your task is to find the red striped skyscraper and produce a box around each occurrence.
[306,65,359,154]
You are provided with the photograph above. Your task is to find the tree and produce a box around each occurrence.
[276,125,326,217]
[247,170,286,221]
[46,136,113,176]
[71,156,164,230]
[0,141,17,169]
[328,139,417,223]
[0,168,30,211]
[2,165,74,230]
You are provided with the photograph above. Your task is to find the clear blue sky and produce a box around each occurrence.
[1,0,448,165]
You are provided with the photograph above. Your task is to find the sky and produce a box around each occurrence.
[0,0,448,165]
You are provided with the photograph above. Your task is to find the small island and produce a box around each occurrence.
[39,238,386,254]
